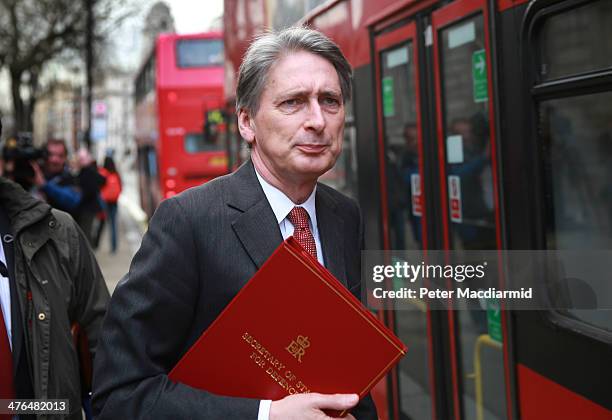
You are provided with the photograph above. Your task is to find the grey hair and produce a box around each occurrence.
[236,26,353,116]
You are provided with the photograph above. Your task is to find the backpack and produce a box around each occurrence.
[100,169,122,203]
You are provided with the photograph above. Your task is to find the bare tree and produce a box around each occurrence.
[0,0,138,133]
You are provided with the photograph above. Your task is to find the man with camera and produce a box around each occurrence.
[0,133,82,213]
[34,138,105,244]
[0,117,110,419]
[3,133,106,245]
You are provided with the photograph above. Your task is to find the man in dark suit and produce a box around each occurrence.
[92,27,377,420]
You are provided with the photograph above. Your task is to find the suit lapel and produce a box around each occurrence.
[316,188,347,287]
[226,162,347,285]
[227,161,283,269]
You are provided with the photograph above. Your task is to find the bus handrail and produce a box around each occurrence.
[466,333,503,420]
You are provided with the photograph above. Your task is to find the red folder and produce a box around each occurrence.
[169,237,406,415]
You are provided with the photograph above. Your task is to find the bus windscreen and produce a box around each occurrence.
[184,132,223,153]
[176,39,223,68]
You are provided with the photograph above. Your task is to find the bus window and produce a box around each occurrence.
[184,132,223,153]
[176,39,224,67]
[540,92,612,332]
[535,0,612,333]
[538,0,612,81]
[270,0,328,29]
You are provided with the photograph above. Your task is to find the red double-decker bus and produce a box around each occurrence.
[134,32,227,218]
[224,2,612,420]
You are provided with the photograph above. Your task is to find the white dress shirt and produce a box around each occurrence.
[254,168,325,420]
[0,240,12,351]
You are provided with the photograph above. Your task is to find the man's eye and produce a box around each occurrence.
[281,98,301,107]
[321,97,340,107]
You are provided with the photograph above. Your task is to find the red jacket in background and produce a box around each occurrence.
[99,168,122,204]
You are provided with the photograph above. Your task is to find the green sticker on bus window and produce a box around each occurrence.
[472,49,488,103]
[486,298,503,343]
[382,77,395,117]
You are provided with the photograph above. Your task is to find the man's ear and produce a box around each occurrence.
[237,108,256,145]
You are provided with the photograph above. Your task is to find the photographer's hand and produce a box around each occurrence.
[31,161,46,187]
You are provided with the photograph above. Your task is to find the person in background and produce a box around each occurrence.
[74,148,106,245]
[39,138,81,213]
[35,140,105,245]
[92,201,107,251]
[0,117,110,419]
[98,156,122,253]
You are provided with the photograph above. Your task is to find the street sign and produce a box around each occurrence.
[472,49,488,103]
[91,99,108,142]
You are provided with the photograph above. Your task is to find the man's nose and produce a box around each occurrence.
[303,100,325,132]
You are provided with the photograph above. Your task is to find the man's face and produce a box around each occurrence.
[46,143,67,175]
[240,50,345,184]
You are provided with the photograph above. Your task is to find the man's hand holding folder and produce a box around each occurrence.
[269,393,359,419]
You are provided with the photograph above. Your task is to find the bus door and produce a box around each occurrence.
[431,0,510,419]
[373,20,436,420]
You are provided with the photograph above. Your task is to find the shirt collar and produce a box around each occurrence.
[254,167,318,230]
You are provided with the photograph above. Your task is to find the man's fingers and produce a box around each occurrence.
[308,393,359,410]
[269,392,360,420]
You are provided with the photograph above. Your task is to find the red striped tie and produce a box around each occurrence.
[0,298,15,408]
[287,207,318,260]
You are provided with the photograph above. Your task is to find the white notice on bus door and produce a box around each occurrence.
[411,174,423,217]
[448,175,462,223]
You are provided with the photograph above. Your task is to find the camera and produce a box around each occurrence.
[1,126,47,189]
[2,132,47,162]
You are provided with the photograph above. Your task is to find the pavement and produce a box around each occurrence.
[94,158,147,294]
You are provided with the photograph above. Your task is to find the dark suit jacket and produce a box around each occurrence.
[92,160,377,419]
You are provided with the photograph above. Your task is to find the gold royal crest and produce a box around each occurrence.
[285,335,310,363]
